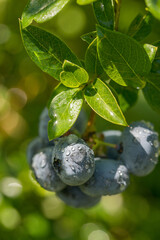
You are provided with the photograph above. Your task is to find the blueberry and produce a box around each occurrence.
[27,136,54,168]
[39,108,50,143]
[57,186,101,208]
[27,137,45,167]
[71,108,87,134]
[103,130,122,159]
[52,134,95,186]
[32,147,66,192]
[120,121,159,176]
[80,158,130,197]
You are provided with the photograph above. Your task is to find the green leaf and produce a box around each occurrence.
[151,41,160,73]
[60,60,89,88]
[144,44,157,63]
[110,81,138,112]
[47,83,68,107]
[93,0,115,30]
[77,0,96,5]
[84,78,127,126]
[81,31,97,44]
[145,0,160,20]
[85,38,105,77]
[143,73,160,113]
[21,0,70,28]
[20,23,81,80]
[127,12,153,41]
[48,88,83,139]
[97,25,151,89]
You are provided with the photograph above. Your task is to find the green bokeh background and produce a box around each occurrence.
[0,0,160,239]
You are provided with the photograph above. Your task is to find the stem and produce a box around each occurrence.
[94,139,117,149]
[87,110,96,128]
[115,0,122,31]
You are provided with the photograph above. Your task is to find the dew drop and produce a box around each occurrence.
[71,166,75,171]
[85,164,89,170]
[117,171,126,191]
[78,146,82,150]
[71,147,75,151]
[41,158,46,168]
[66,150,70,156]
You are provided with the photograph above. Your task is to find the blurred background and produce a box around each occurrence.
[1,0,160,239]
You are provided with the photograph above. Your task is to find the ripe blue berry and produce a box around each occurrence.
[57,186,101,208]
[32,147,66,192]
[27,137,44,167]
[120,121,159,176]
[72,108,87,134]
[39,108,50,142]
[103,130,122,159]
[80,158,130,197]
[52,134,95,186]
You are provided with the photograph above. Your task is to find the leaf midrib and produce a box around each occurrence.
[25,27,62,65]
[99,33,143,82]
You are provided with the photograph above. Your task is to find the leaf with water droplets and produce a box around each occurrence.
[97,25,151,88]
[127,12,153,41]
[143,73,160,113]
[84,78,127,126]
[60,60,89,88]
[21,0,70,28]
[144,44,157,63]
[20,23,81,80]
[48,88,83,139]
[93,0,115,30]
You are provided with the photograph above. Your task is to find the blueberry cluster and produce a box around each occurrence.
[27,109,159,208]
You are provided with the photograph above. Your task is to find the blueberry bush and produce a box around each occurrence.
[1,0,160,239]
[21,0,160,208]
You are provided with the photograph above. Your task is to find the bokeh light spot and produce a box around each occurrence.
[0,207,21,230]
[88,230,110,240]
[0,177,22,198]
[56,6,86,38]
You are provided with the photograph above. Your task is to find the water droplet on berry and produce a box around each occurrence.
[66,150,70,156]
[41,158,46,168]
[71,147,75,151]
[117,171,126,191]
[85,164,89,170]
[78,146,82,150]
